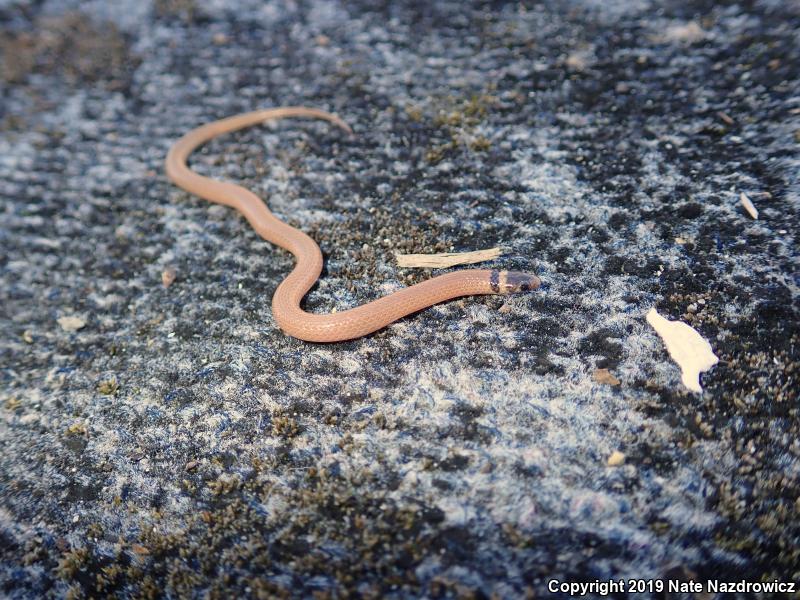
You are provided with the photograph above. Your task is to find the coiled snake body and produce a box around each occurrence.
[165,107,540,342]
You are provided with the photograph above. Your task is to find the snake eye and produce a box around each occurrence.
[501,271,541,294]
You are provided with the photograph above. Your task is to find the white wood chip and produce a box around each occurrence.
[740,192,758,219]
[646,308,718,393]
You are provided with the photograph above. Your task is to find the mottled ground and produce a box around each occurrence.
[1,0,799,598]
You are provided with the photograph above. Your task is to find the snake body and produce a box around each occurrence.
[165,107,540,342]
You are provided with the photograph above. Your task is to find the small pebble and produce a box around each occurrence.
[607,451,626,466]
[162,267,177,287]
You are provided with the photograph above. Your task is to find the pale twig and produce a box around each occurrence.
[395,247,502,268]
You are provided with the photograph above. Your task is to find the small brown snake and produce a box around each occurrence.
[165,107,540,342]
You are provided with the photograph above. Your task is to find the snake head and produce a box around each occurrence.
[497,270,541,294]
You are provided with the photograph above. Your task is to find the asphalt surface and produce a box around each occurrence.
[1,0,798,598]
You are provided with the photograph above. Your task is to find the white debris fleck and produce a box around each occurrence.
[57,315,86,332]
[646,308,719,393]
[740,192,758,219]
[607,451,626,466]
[661,21,706,44]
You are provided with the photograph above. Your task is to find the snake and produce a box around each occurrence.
[165,107,540,342]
